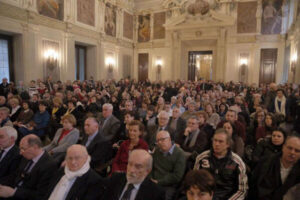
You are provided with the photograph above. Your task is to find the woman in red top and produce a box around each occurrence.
[111,120,148,173]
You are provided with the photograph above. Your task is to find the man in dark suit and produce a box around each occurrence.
[0,134,57,200]
[0,78,9,97]
[169,107,186,144]
[102,149,165,200]
[0,127,21,179]
[81,117,112,170]
[99,103,121,143]
[43,144,103,200]
[146,110,175,150]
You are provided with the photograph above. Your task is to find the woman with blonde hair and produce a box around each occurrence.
[44,114,79,163]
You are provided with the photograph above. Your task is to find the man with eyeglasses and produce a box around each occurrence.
[146,111,175,150]
[0,134,57,199]
[150,130,186,200]
[43,144,102,200]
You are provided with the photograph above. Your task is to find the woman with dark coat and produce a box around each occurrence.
[252,129,286,164]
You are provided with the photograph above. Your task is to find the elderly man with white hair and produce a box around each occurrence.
[0,107,13,127]
[43,144,102,200]
[146,110,175,150]
[0,126,21,179]
[102,149,165,200]
[98,103,121,143]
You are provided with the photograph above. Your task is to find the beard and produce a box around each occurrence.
[126,172,144,184]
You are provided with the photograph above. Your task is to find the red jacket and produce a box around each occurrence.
[111,139,148,173]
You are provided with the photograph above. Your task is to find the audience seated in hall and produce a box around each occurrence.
[0,77,299,200]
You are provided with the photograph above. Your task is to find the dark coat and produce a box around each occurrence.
[169,117,186,144]
[43,168,102,200]
[145,123,175,150]
[81,131,112,169]
[0,145,21,179]
[99,114,121,143]
[102,173,165,200]
[250,153,300,200]
[0,152,57,200]
[10,107,22,122]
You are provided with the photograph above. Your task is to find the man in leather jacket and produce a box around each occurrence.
[194,128,248,200]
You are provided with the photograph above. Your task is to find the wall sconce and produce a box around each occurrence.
[291,53,297,82]
[44,49,58,71]
[105,57,115,73]
[240,58,248,66]
[239,53,249,83]
[155,58,162,81]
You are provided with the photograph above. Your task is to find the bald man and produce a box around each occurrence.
[102,149,165,200]
[0,134,57,200]
[43,145,102,200]
[151,130,186,200]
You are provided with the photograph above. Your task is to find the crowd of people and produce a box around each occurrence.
[0,76,300,200]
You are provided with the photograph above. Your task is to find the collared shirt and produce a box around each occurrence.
[102,115,112,129]
[28,151,45,172]
[119,182,142,200]
[0,144,14,162]
[170,118,178,131]
[280,161,292,183]
[162,143,176,156]
[85,131,98,147]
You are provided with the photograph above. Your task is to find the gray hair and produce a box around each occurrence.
[158,111,170,120]
[103,103,113,111]
[0,107,10,115]
[0,126,18,140]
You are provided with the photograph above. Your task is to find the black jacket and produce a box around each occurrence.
[81,131,112,169]
[0,152,57,200]
[250,153,300,200]
[43,168,102,200]
[102,173,165,200]
[194,150,248,200]
[0,145,21,179]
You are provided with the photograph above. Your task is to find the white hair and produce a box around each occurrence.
[0,126,18,140]
[103,103,113,111]
[158,111,170,119]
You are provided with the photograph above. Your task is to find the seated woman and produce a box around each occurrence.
[18,101,50,137]
[63,100,82,125]
[111,120,148,173]
[13,101,34,127]
[252,129,286,164]
[8,98,22,123]
[255,113,276,142]
[49,97,66,139]
[205,102,220,130]
[179,169,216,200]
[223,121,244,158]
[44,114,79,162]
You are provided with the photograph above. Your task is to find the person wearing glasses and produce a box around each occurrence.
[150,130,186,200]
[43,145,102,200]
[0,134,57,199]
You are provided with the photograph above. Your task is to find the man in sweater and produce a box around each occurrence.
[151,130,186,200]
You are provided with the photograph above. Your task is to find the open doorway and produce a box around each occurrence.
[188,51,213,81]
